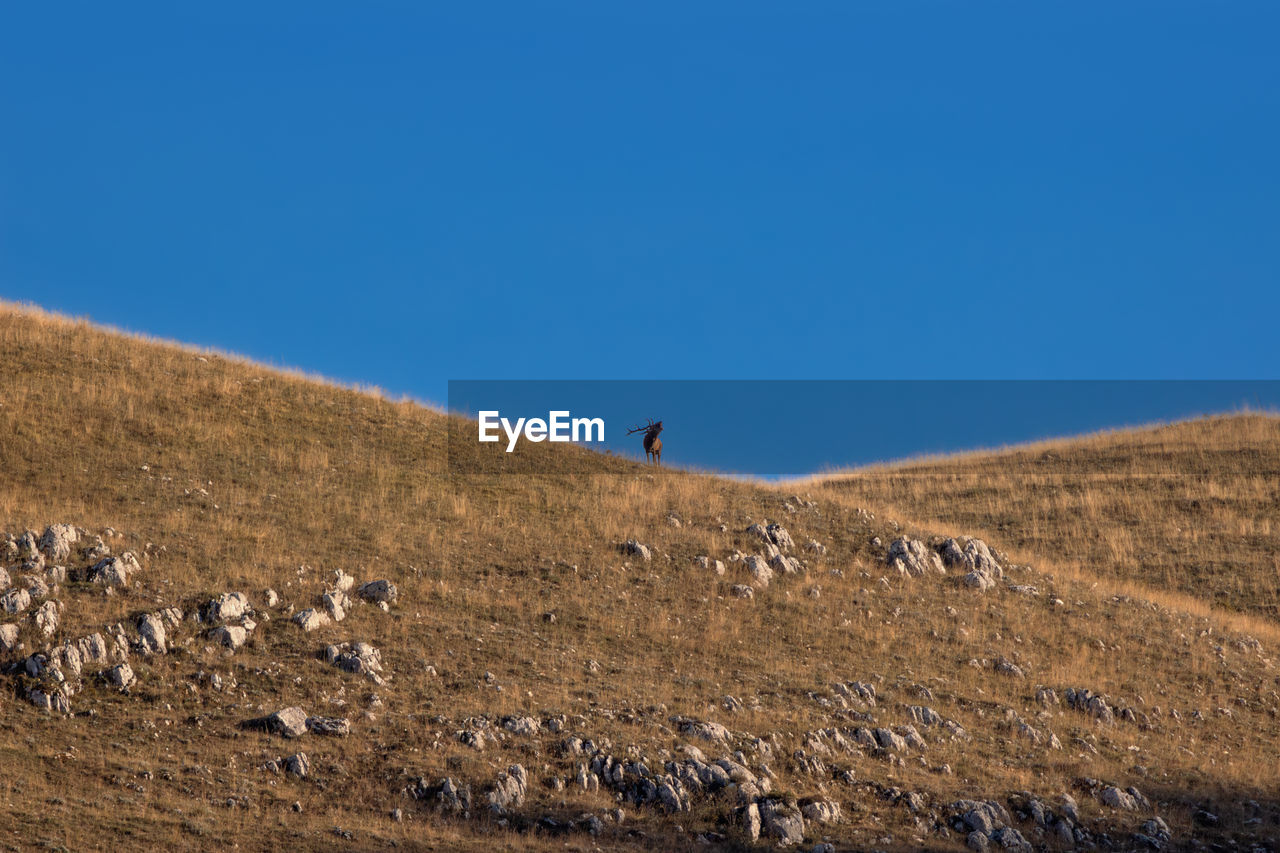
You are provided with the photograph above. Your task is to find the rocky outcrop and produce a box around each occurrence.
[39,524,79,563]
[87,553,140,587]
[886,538,945,577]
[357,579,397,604]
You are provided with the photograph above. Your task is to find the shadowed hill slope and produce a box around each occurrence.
[1,305,1278,851]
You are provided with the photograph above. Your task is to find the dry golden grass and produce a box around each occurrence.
[809,415,1280,626]
[0,302,1277,851]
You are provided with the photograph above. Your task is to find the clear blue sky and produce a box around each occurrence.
[3,2,1278,414]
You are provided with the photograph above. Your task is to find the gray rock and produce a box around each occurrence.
[621,540,652,562]
[502,715,540,736]
[0,622,19,651]
[801,799,842,824]
[759,797,806,845]
[203,592,250,623]
[765,524,795,552]
[769,553,803,575]
[730,584,754,599]
[39,524,79,563]
[321,590,350,622]
[1,587,32,615]
[743,802,762,841]
[887,538,945,577]
[265,706,309,738]
[357,579,397,603]
[32,600,59,637]
[88,553,140,586]
[210,625,248,650]
[291,608,330,632]
[137,612,167,655]
[305,716,350,736]
[1100,785,1136,810]
[486,764,528,813]
[106,662,136,691]
[744,555,773,588]
[284,752,310,778]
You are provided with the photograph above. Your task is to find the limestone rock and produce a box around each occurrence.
[621,540,652,562]
[284,752,310,778]
[39,524,79,563]
[486,764,528,814]
[1,587,32,615]
[30,600,58,638]
[801,799,842,824]
[744,555,773,588]
[357,579,397,604]
[0,623,19,651]
[759,797,806,845]
[263,706,309,738]
[321,590,351,622]
[743,802,762,841]
[210,625,248,650]
[886,538,945,577]
[203,592,250,623]
[88,553,140,586]
[292,608,330,632]
[325,642,384,682]
[106,662,136,692]
[305,715,350,736]
[137,612,167,655]
[765,523,795,552]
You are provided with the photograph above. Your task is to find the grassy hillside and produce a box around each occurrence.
[812,415,1280,623]
[1,305,1278,851]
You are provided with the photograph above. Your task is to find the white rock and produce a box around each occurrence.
[1,588,32,615]
[32,600,59,637]
[886,538,945,577]
[39,524,79,563]
[211,625,248,650]
[0,623,20,651]
[107,662,136,691]
[292,608,330,632]
[204,592,250,623]
[284,752,310,778]
[88,553,141,586]
[744,555,773,588]
[137,612,167,654]
[266,706,309,738]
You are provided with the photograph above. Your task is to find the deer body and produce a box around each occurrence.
[627,419,664,466]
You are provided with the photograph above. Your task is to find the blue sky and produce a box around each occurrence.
[3,3,1278,458]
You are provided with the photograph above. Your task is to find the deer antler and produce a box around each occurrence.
[627,418,657,435]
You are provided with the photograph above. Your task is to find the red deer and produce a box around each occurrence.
[627,419,663,465]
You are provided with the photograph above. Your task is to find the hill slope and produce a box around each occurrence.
[812,415,1280,622]
[1,305,1278,851]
